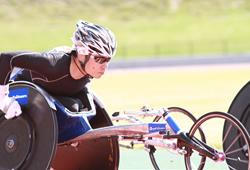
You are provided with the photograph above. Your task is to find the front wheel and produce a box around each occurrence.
[186,111,250,170]
[149,107,206,170]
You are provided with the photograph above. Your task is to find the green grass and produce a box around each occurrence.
[91,64,249,120]
[91,64,249,169]
[91,63,249,149]
[1,0,250,58]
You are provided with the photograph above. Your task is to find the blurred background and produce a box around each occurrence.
[1,1,250,169]
[1,0,250,58]
[1,0,250,138]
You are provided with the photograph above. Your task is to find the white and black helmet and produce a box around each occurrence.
[72,20,117,58]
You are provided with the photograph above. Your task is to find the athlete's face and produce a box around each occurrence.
[84,54,110,79]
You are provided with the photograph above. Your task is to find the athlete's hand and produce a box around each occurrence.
[0,85,22,119]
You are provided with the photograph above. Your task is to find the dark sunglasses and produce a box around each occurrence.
[91,55,111,64]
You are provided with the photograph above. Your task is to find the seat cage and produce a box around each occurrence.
[8,81,103,144]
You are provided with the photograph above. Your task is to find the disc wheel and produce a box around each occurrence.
[148,107,206,170]
[186,111,250,170]
[0,114,34,170]
[5,83,58,170]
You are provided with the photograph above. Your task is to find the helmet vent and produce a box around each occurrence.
[72,20,117,58]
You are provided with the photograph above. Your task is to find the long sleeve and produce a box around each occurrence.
[0,51,33,85]
[0,51,90,96]
[0,51,62,85]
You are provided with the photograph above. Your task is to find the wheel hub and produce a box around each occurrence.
[214,152,226,162]
[0,115,33,169]
[5,135,18,153]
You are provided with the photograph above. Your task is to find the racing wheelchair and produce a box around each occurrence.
[0,80,249,170]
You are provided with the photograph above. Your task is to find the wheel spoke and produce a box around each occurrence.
[224,133,242,154]
[227,164,237,170]
[222,123,232,144]
[225,147,244,156]
[226,156,249,164]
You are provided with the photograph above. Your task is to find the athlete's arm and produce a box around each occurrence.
[0,51,60,85]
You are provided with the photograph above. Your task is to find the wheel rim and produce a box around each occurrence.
[188,112,250,170]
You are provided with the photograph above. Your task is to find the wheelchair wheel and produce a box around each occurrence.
[186,111,250,170]
[226,81,250,136]
[148,107,206,170]
[225,81,250,168]
[0,83,58,170]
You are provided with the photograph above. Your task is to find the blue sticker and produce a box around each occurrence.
[9,88,29,105]
[148,123,166,134]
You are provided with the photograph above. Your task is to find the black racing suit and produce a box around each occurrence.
[0,51,92,111]
[0,51,91,96]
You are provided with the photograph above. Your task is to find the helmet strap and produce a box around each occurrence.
[78,53,94,79]
[79,53,91,72]
[72,50,93,79]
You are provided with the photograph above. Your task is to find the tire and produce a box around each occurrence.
[0,83,58,170]
[227,81,250,137]
[149,107,206,170]
[186,111,250,170]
